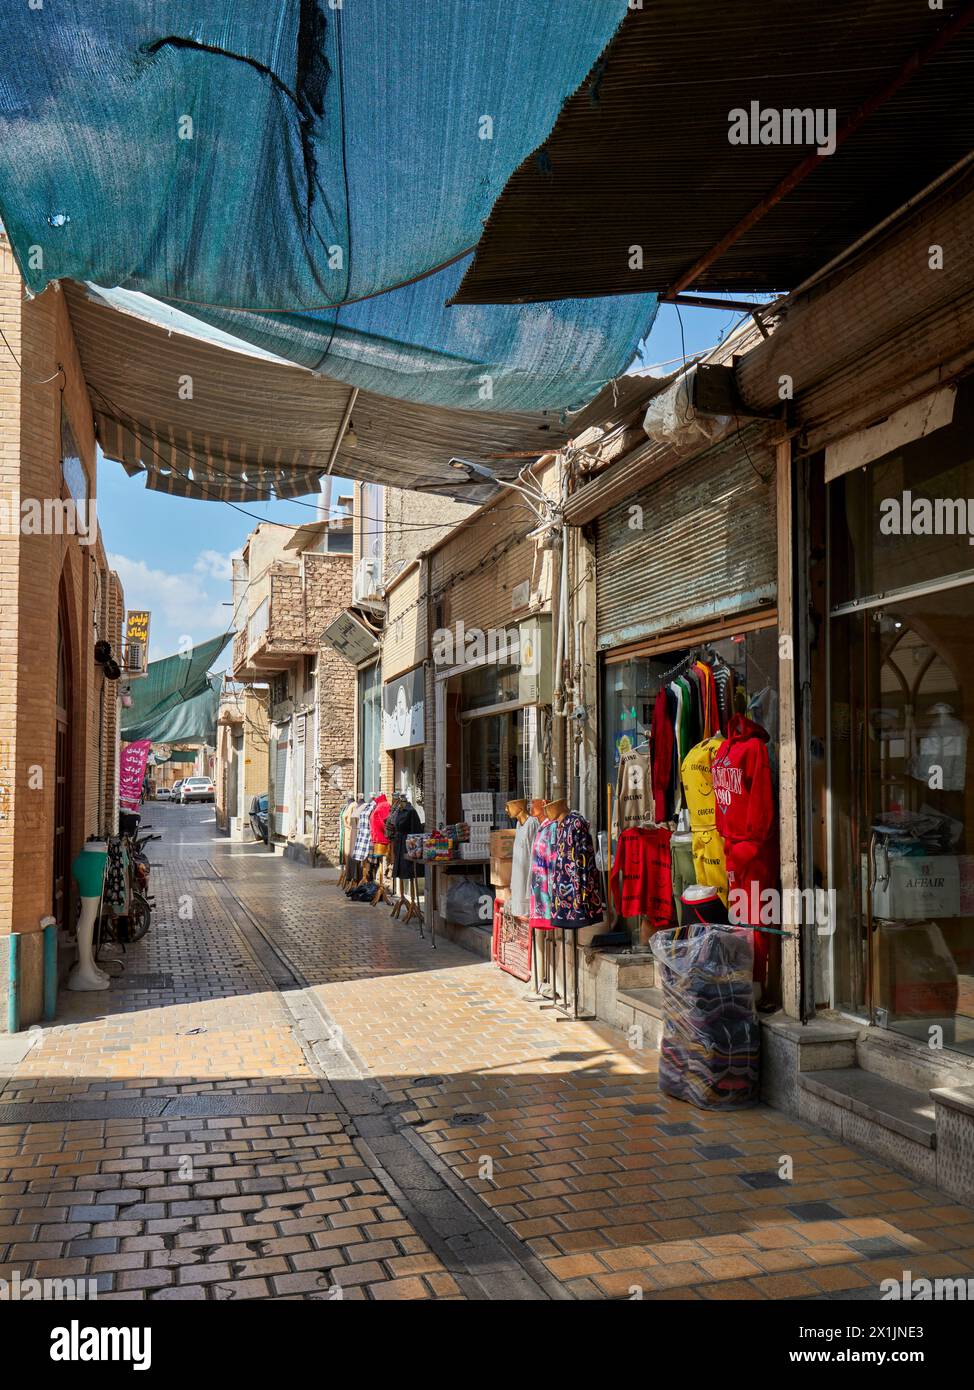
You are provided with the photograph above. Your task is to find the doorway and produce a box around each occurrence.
[827,389,974,1052]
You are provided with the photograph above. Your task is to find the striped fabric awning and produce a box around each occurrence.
[65,282,568,502]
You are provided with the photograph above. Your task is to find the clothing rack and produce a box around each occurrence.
[652,643,719,690]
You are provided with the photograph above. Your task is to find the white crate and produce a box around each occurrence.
[462,792,493,811]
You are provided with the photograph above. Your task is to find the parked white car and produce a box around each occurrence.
[178,776,215,803]
[155,786,172,801]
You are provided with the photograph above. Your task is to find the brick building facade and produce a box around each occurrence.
[230,522,354,865]
[0,238,124,1026]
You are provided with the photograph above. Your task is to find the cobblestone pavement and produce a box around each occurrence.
[2,802,973,1301]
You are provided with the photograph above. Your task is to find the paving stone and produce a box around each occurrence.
[2,830,971,1307]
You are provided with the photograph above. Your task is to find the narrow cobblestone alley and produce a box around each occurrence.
[1,803,973,1303]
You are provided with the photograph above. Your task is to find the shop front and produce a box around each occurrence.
[593,428,784,1004]
[431,618,552,952]
[382,663,425,810]
[812,378,974,1054]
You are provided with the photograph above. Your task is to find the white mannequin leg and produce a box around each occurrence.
[68,896,110,991]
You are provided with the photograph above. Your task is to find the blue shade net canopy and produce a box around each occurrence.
[121,636,231,744]
[0,1,656,415]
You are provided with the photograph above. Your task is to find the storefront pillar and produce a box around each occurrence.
[776,436,802,1019]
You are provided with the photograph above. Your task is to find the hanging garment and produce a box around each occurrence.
[510,814,540,918]
[684,665,704,750]
[693,661,721,739]
[681,734,726,831]
[691,829,728,904]
[711,715,777,984]
[386,800,424,880]
[614,749,651,834]
[713,663,733,735]
[369,793,391,850]
[528,818,558,931]
[551,811,604,929]
[670,833,695,925]
[711,716,775,842]
[352,797,377,861]
[652,689,675,822]
[610,826,675,930]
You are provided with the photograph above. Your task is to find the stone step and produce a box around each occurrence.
[799,1066,937,1185]
[614,986,665,1049]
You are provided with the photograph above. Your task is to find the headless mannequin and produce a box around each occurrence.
[70,841,111,991]
[506,798,528,825]
[544,798,569,823]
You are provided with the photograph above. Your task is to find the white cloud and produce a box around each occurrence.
[108,553,231,657]
[194,547,240,581]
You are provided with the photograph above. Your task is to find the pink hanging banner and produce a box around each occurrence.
[119,739,152,812]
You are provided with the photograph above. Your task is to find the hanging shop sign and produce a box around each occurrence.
[383,666,425,750]
[123,609,151,677]
[119,739,151,811]
[321,610,380,665]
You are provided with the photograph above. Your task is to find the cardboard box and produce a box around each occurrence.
[490,856,512,888]
[490,829,516,860]
[494,886,511,904]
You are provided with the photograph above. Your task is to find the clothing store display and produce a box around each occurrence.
[695,660,721,738]
[670,833,694,925]
[713,662,733,735]
[614,749,650,834]
[711,716,775,843]
[712,715,777,984]
[369,794,391,849]
[352,797,377,861]
[528,818,558,931]
[691,829,728,902]
[386,799,424,880]
[610,826,675,929]
[681,734,725,830]
[651,923,760,1110]
[105,839,126,907]
[510,814,540,918]
[551,812,604,928]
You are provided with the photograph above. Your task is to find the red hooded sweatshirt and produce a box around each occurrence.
[369,794,391,848]
[710,715,775,843]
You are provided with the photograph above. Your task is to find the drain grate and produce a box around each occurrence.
[450,1111,488,1126]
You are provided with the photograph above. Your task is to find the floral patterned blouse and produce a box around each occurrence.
[551,811,604,929]
[528,819,558,932]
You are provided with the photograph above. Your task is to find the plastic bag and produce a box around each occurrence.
[650,924,760,1110]
[444,876,493,926]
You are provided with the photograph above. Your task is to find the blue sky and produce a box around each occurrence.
[99,298,755,663]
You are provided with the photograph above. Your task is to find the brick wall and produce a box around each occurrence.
[302,552,355,864]
[0,247,116,1025]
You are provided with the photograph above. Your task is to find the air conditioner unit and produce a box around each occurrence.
[353,555,385,610]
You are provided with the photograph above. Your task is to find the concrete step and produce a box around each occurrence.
[614,986,665,1049]
[799,1066,937,1184]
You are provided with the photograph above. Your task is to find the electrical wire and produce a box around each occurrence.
[0,325,65,385]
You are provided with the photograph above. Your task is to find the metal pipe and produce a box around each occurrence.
[325,387,359,477]
[7,932,19,1034]
[42,917,57,1021]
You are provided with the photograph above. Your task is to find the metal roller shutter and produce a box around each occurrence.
[595,430,777,650]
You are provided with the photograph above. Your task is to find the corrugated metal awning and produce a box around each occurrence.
[452,0,974,303]
[64,283,567,502]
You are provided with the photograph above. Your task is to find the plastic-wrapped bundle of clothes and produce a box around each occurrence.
[650,923,759,1109]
